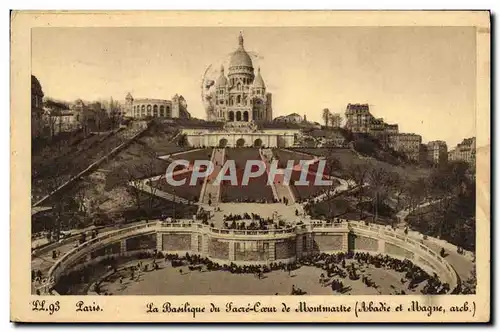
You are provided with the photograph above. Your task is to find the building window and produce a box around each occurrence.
[153,105,158,117]
[160,105,165,117]
[166,106,172,118]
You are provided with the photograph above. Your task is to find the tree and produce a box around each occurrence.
[461,261,476,294]
[122,165,145,212]
[392,172,409,213]
[178,134,189,147]
[139,150,165,216]
[346,163,370,220]
[329,113,343,128]
[322,108,331,127]
[367,166,393,222]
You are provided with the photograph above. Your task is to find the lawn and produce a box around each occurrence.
[151,172,203,202]
[220,148,274,203]
[272,148,314,168]
[292,147,431,182]
[170,148,213,163]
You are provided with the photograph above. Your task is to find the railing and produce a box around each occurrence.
[43,218,458,293]
[46,221,156,286]
[348,221,458,289]
[208,226,296,236]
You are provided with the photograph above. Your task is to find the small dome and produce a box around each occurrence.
[253,67,265,88]
[216,65,228,87]
[229,33,253,69]
[125,92,133,100]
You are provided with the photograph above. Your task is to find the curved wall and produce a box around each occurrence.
[45,220,458,293]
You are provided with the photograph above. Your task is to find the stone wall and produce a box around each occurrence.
[312,234,344,252]
[161,233,192,251]
[353,235,378,251]
[90,242,121,259]
[234,241,269,261]
[275,239,296,259]
[208,238,230,260]
[385,242,415,259]
[45,221,459,294]
[125,234,157,252]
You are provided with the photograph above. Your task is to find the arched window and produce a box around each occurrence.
[166,106,172,118]
[237,83,241,91]
[160,105,165,117]
[153,105,158,117]
[236,95,241,104]
[141,105,146,117]
[147,104,152,116]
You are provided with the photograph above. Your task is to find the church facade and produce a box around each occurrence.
[207,33,273,122]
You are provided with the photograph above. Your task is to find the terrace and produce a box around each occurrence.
[146,148,214,202]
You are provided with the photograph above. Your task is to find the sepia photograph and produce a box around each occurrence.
[11,10,490,322]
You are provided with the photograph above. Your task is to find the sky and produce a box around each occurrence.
[32,27,477,148]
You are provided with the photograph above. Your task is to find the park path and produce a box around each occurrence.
[132,179,191,204]
[395,198,475,281]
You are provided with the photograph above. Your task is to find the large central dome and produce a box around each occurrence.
[228,33,253,69]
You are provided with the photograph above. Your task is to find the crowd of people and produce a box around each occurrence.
[220,196,278,204]
[49,246,453,296]
[299,252,451,295]
[221,213,289,231]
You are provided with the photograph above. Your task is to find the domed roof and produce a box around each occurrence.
[229,33,253,69]
[216,65,228,87]
[253,67,265,88]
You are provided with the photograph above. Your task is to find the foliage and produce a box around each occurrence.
[406,161,476,250]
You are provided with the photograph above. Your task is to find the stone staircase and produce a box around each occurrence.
[260,148,296,204]
[201,148,225,205]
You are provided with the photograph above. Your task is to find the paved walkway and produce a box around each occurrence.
[394,198,474,281]
[129,173,192,205]
[100,261,420,295]
[211,202,302,228]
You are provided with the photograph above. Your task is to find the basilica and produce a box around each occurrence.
[184,33,298,148]
[206,33,273,123]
